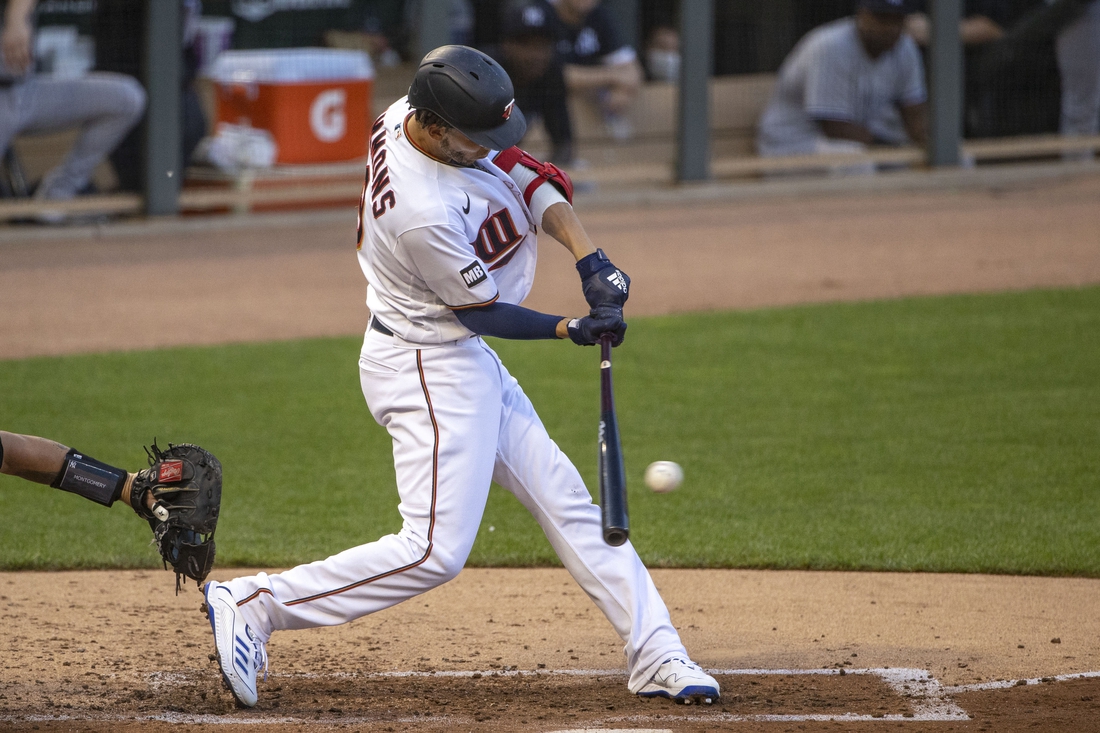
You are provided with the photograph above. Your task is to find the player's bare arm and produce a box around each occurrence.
[816,118,876,145]
[539,200,631,342]
[493,146,629,314]
[1,0,35,75]
[1,430,152,510]
[534,200,602,338]
[904,12,1005,47]
[541,200,597,262]
[562,58,643,94]
[900,100,929,146]
[0,431,71,484]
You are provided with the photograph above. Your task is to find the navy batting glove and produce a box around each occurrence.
[577,249,630,310]
[567,309,627,347]
[590,304,623,321]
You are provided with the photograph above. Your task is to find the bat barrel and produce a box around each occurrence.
[598,334,629,546]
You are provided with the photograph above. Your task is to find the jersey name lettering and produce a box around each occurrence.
[471,208,522,265]
[365,115,397,221]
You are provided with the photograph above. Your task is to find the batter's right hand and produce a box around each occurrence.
[577,249,630,310]
[567,308,627,347]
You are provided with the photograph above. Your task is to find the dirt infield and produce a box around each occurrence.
[2,171,1100,731]
[2,171,1099,359]
[2,569,1099,731]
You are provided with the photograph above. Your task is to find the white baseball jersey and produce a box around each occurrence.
[222,96,691,695]
[357,98,539,345]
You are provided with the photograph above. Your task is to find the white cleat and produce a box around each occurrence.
[636,656,720,705]
[204,581,268,707]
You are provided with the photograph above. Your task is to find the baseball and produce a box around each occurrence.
[645,461,683,493]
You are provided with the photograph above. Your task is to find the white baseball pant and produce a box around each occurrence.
[225,329,688,692]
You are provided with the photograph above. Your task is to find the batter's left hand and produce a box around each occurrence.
[577,249,630,310]
[567,307,627,347]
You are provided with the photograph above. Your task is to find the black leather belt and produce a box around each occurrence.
[369,317,394,337]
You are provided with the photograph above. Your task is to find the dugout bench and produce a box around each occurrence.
[1,69,1099,221]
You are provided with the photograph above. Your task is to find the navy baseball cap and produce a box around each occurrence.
[859,0,918,13]
[500,0,554,39]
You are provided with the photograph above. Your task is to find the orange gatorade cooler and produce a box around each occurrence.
[208,49,374,165]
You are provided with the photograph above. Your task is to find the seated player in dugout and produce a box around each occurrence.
[201,44,721,711]
[757,0,929,163]
[0,0,145,220]
[490,0,577,166]
[908,0,1094,140]
[541,0,644,141]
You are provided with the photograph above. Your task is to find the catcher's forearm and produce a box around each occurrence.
[0,431,71,484]
[0,430,144,509]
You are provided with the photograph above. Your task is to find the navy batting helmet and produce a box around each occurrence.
[408,45,527,150]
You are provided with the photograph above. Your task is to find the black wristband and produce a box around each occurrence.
[51,449,127,507]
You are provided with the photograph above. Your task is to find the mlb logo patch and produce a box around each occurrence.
[158,460,184,483]
[461,261,487,288]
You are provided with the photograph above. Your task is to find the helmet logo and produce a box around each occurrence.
[502,100,515,120]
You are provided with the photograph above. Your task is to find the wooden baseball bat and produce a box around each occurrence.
[598,333,629,547]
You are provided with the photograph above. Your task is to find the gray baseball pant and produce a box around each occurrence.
[0,72,145,199]
[1056,0,1100,153]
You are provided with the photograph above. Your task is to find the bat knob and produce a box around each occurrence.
[604,528,629,547]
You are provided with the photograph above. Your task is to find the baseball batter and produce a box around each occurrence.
[203,45,719,708]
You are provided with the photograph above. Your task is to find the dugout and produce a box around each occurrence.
[2,0,1097,221]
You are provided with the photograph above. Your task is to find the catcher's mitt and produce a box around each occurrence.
[130,442,221,592]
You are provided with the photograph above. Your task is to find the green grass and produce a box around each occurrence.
[2,287,1098,575]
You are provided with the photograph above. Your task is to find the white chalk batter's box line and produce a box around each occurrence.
[9,667,1100,727]
[361,667,1100,723]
